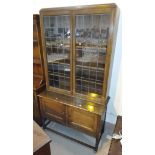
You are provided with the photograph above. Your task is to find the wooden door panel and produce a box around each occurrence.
[68,107,98,134]
[42,98,66,123]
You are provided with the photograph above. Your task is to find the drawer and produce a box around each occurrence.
[41,98,66,123]
[67,106,99,136]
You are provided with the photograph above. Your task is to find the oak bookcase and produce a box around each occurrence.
[38,4,119,151]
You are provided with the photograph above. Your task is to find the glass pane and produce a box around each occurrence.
[75,14,110,96]
[43,15,71,91]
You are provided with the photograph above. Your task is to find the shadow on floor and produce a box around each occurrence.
[44,121,115,155]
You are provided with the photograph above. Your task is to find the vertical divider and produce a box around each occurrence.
[72,11,76,96]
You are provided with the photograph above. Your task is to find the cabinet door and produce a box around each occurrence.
[41,98,66,124]
[75,14,111,98]
[42,15,72,93]
[67,106,99,136]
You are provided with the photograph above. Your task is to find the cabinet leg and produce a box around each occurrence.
[94,146,98,152]
[42,118,46,129]
[94,134,100,151]
[102,120,106,134]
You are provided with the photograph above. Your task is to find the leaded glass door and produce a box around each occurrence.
[43,15,72,93]
[75,14,111,98]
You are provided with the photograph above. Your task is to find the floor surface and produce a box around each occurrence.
[44,121,115,155]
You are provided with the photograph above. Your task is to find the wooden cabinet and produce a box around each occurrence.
[33,14,46,125]
[38,3,119,150]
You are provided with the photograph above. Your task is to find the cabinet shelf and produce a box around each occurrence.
[44,27,70,29]
[46,43,70,49]
[76,45,107,49]
[76,65,104,71]
[45,38,70,48]
[48,61,70,65]
[48,73,70,78]
[76,78,103,85]
[47,55,70,64]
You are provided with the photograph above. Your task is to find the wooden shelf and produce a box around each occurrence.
[48,72,70,78]
[48,61,70,65]
[76,78,103,85]
[76,65,104,71]
[44,27,69,29]
[76,45,107,49]
[45,41,70,48]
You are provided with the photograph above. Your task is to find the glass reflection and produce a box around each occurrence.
[75,14,110,96]
[86,102,95,112]
[44,15,71,91]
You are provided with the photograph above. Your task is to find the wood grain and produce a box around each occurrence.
[33,14,46,125]
[33,121,51,153]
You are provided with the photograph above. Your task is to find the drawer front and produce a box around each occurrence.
[67,107,98,135]
[41,98,66,123]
